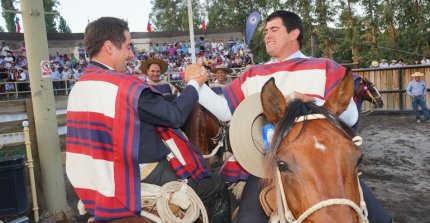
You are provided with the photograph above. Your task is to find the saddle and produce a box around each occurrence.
[259,185,276,217]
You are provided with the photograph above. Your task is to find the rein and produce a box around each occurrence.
[360,80,382,115]
[204,121,229,159]
[273,114,369,223]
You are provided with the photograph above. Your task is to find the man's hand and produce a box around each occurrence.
[285,91,315,104]
[185,57,208,86]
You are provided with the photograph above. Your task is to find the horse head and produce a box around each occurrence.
[261,70,368,223]
[356,77,384,108]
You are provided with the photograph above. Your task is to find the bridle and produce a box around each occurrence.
[272,114,369,223]
[360,79,382,114]
[203,120,229,160]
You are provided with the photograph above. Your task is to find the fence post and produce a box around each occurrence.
[23,121,40,222]
[399,68,404,111]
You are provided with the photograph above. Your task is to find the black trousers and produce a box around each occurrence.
[142,159,231,223]
[237,175,393,223]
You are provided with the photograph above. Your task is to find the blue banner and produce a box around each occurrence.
[245,11,261,45]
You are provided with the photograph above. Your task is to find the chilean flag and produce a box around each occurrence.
[146,17,152,32]
[15,17,21,33]
[201,20,206,30]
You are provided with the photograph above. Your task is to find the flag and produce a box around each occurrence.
[201,21,206,30]
[147,17,152,32]
[15,17,21,33]
[245,11,261,45]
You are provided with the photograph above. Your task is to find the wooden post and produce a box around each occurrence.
[399,68,404,110]
[23,121,40,222]
[25,99,46,211]
[20,0,67,215]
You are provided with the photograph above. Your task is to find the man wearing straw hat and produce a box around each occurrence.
[209,65,232,94]
[186,10,392,223]
[140,58,178,97]
[407,72,429,123]
[379,59,389,68]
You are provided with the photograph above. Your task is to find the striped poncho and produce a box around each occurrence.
[220,58,347,182]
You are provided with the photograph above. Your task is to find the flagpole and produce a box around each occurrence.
[187,0,196,64]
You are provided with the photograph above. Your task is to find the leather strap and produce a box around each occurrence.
[259,185,276,216]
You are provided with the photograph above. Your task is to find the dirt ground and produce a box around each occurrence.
[357,114,430,223]
[64,114,430,223]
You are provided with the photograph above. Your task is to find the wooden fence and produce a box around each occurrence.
[353,64,430,111]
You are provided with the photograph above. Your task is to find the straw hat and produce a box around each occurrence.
[411,72,424,77]
[229,93,269,178]
[371,61,379,67]
[211,65,232,74]
[380,59,387,62]
[140,59,167,74]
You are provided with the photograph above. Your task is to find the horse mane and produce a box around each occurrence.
[264,99,354,185]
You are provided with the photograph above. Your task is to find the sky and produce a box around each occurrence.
[0,0,152,33]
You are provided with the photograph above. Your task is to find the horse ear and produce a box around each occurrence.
[362,76,368,82]
[261,77,286,123]
[323,68,354,115]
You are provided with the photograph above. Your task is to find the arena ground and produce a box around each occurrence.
[358,114,429,223]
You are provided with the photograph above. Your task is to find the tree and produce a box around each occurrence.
[43,0,59,33]
[1,0,67,33]
[337,0,361,63]
[314,0,336,58]
[393,0,428,59]
[147,0,430,64]
[150,0,203,31]
[361,0,381,61]
[58,16,71,33]
[380,0,397,57]
[1,0,18,32]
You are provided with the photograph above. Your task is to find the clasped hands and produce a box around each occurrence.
[184,58,208,86]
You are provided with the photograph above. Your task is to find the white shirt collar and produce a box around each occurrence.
[268,50,309,63]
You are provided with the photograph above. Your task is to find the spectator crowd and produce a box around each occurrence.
[0,41,88,95]
[3,37,430,98]
[129,37,254,81]
[369,56,430,68]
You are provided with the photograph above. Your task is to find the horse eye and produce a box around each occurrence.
[277,159,289,172]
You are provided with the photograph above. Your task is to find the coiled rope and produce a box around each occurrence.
[141,181,208,223]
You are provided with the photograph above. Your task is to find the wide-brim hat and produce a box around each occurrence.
[140,58,167,75]
[381,59,387,62]
[371,61,379,67]
[229,93,269,178]
[411,72,424,77]
[212,65,232,74]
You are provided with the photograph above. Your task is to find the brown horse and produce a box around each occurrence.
[355,77,384,109]
[182,103,228,166]
[261,70,368,222]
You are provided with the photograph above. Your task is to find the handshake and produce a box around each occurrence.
[184,58,208,86]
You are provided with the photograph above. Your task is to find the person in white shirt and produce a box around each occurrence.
[0,42,10,57]
[379,59,389,67]
[421,56,430,64]
[3,53,14,69]
[186,10,391,223]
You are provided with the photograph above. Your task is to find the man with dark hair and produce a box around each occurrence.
[66,17,230,222]
[187,10,392,223]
